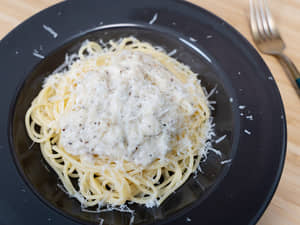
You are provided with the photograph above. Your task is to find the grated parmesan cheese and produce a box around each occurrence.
[244,129,251,135]
[207,147,222,157]
[220,159,232,165]
[246,115,254,120]
[56,50,199,167]
[215,134,226,144]
[189,37,197,42]
[167,49,177,57]
[33,49,45,59]
[98,218,104,225]
[42,24,58,38]
[81,203,135,225]
[149,13,158,24]
[206,85,217,99]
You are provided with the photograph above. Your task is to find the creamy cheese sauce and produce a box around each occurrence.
[57,50,196,166]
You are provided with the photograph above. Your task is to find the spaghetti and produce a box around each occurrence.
[25,37,212,208]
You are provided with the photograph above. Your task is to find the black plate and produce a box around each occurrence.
[0,0,286,225]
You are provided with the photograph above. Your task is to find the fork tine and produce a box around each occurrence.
[262,0,280,37]
[258,0,272,38]
[249,0,260,40]
[253,0,267,40]
[249,0,256,32]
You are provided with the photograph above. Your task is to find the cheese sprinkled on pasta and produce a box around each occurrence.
[25,37,211,208]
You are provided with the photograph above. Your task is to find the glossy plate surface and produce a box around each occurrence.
[0,0,286,225]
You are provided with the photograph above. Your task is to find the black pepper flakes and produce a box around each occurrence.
[68,142,72,145]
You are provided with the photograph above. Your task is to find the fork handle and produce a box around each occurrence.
[276,53,300,90]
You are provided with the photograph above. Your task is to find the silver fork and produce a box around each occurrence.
[249,0,300,92]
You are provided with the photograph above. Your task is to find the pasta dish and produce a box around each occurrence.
[25,37,212,209]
